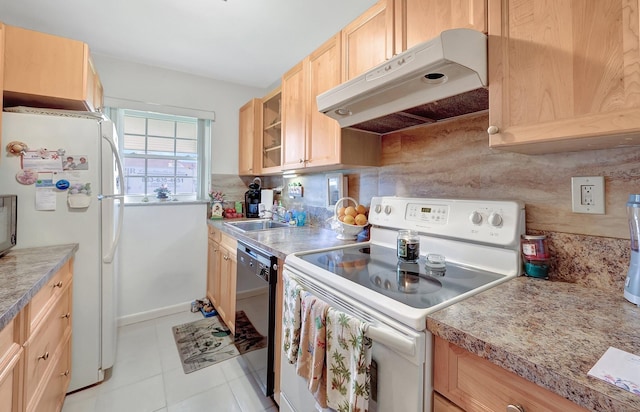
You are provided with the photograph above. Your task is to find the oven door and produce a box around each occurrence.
[280,266,431,412]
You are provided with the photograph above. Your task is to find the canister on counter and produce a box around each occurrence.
[521,234,550,279]
[397,230,420,263]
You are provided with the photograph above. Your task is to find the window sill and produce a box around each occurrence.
[125,199,209,207]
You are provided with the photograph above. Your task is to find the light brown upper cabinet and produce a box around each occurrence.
[259,87,283,175]
[394,0,487,52]
[282,34,380,172]
[342,0,394,81]
[238,98,261,175]
[4,25,103,112]
[342,0,488,81]
[487,0,640,154]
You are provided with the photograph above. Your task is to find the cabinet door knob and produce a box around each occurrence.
[506,405,525,412]
[38,352,50,361]
[53,281,63,288]
[61,312,71,319]
[299,158,304,163]
[487,125,500,135]
[60,370,70,377]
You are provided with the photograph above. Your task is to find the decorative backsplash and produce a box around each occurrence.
[213,112,640,295]
[528,229,629,292]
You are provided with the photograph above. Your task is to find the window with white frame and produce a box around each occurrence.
[117,109,210,201]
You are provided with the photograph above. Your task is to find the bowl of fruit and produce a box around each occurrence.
[329,197,369,240]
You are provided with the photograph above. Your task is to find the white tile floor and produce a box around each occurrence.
[61,310,277,412]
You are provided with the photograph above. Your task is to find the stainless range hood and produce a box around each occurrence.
[316,28,488,134]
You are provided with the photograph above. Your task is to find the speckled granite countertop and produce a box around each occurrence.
[427,277,640,412]
[0,244,78,331]
[207,220,359,260]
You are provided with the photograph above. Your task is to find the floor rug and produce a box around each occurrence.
[172,310,267,374]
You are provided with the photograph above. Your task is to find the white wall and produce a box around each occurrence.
[92,55,266,322]
[93,54,267,174]
[118,203,208,322]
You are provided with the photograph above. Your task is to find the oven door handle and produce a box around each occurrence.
[366,324,415,357]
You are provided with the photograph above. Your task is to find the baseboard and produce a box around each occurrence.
[117,301,192,326]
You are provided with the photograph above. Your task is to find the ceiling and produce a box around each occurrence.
[0,0,378,89]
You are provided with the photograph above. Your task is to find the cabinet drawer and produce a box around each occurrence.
[434,337,588,412]
[208,225,221,243]
[0,318,18,361]
[28,334,70,412]
[0,342,22,412]
[24,289,72,406]
[220,233,237,256]
[28,261,72,333]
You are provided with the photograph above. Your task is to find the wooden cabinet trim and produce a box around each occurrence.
[434,336,588,412]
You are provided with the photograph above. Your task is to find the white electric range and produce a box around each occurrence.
[280,196,525,412]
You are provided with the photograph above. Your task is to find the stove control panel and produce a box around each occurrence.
[406,203,449,224]
[369,196,525,247]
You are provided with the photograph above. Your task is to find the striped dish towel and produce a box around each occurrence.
[296,292,330,407]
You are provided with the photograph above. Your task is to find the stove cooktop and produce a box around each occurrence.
[298,244,504,309]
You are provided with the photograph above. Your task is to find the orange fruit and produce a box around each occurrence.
[345,206,357,217]
[343,215,356,225]
[356,204,367,215]
[337,207,346,217]
[355,214,368,226]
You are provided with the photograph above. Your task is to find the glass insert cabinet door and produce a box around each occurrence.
[261,88,282,172]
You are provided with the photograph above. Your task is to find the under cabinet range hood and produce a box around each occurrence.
[316,28,488,134]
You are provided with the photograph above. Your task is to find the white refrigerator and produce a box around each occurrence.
[0,110,123,392]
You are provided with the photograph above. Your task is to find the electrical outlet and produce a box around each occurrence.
[571,176,605,214]
[581,185,595,205]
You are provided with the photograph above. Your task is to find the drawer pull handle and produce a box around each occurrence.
[61,313,71,319]
[60,370,70,377]
[507,405,525,412]
[38,352,49,361]
[53,281,63,288]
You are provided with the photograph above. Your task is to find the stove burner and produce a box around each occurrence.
[370,263,442,295]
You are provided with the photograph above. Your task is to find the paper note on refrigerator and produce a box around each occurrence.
[35,173,56,211]
[588,347,640,397]
[35,188,56,211]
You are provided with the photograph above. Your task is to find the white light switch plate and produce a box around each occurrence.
[571,176,605,214]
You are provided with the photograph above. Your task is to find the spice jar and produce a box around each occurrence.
[397,230,420,263]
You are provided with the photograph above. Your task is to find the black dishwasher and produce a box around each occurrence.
[236,241,277,398]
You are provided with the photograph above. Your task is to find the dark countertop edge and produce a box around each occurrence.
[0,243,79,331]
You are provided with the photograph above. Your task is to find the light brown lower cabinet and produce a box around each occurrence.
[0,258,73,412]
[0,316,23,412]
[433,392,464,412]
[433,336,588,412]
[217,237,237,335]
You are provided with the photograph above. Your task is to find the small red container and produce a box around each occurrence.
[521,235,550,261]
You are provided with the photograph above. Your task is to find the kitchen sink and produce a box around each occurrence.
[224,219,291,232]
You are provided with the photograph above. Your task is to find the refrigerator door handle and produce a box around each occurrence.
[102,132,125,264]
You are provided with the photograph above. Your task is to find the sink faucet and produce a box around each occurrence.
[271,205,288,222]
